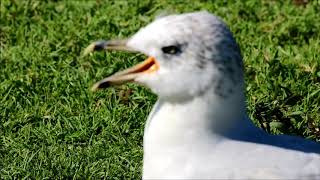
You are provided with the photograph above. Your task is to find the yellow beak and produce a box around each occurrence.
[84,40,160,91]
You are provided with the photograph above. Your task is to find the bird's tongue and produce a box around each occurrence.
[91,57,159,91]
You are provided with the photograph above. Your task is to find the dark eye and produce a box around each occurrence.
[161,45,181,55]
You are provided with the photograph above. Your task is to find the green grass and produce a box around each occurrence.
[1,0,319,179]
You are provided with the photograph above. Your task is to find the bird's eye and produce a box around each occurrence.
[161,45,181,55]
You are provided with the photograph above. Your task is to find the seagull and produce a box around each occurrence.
[85,11,320,179]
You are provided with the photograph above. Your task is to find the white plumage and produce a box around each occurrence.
[87,11,320,179]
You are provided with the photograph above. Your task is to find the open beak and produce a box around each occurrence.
[84,40,160,91]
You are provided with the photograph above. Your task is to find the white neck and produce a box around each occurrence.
[143,86,251,150]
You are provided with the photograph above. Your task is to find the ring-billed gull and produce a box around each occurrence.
[85,11,320,179]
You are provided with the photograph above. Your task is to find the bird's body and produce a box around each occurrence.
[143,99,320,179]
[86,11,320,179]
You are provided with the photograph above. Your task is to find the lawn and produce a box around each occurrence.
[1,0,319,179]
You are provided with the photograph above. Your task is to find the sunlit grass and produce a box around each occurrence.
[1,0,319,178]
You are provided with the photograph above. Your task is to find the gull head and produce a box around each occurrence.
[85,11,244,101]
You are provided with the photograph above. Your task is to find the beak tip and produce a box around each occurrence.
[90,86,99,92]
[83,40,108,56]
[91,80,111,92]
[83,43,96,56]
